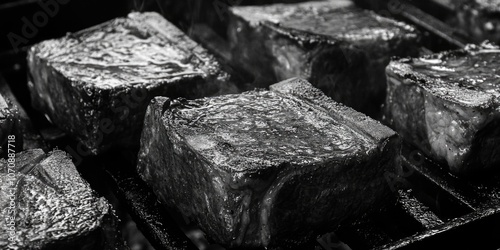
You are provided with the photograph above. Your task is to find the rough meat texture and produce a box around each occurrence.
[137,78,399,248]
[27,12,232,155]
[384,42,500,175]
[0,149,123,249]
[228,0,419,115]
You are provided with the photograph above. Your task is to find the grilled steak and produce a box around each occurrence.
[0,149,123,249]
[27,12,232,155]
[228,0,419,115]
[384,42,500,175]
[452,0,500,43]
[137,78,400,248]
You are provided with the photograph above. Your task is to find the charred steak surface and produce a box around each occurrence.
[137,78,399,248]
[28,12,231,155]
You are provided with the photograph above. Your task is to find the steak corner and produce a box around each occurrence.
[384,42,500,175]
[137,78,400,248]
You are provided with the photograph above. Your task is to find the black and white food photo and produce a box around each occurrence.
[0,0,499,249]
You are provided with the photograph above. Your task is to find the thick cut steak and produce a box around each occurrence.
[384,42,500,175]
[137,78,400,248]
[125,0,305,37]
[28,12,232,155]
[0,149,123,249]
[228,0,419,115]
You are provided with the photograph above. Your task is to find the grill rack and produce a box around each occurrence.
[1,0,500,249]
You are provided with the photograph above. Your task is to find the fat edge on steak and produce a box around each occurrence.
[27,12,232,155]
[384,42,500,175]
[137,78,400,248]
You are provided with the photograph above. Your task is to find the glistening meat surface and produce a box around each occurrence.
[385,42,500,175]
[27,12,232,155]
[137,78,400,248]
